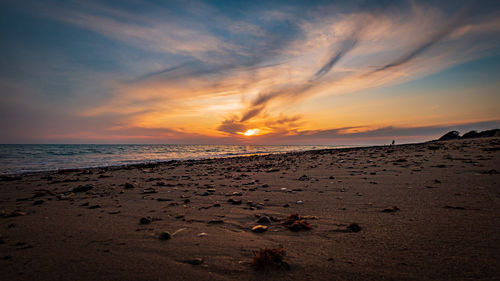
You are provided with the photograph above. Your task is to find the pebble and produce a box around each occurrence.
[251,225,268,233]
[182,257,204,265]
[197,232,207,237]
[346,223,362,232]
[142,188,157,194]
[72,184,94,193]
[382,206,400,213]
[227,198,242,205]
[124,183,134,189]
[33,200,44,205]
[296,200,303,204]
[159,231,171,240]
[257,216,271,224]
[140,217,153,224]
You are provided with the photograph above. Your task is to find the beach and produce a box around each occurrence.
[1,137,499,281]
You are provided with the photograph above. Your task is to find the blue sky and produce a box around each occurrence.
[1,0,499,144]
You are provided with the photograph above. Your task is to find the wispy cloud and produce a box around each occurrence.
[1,0,499,143]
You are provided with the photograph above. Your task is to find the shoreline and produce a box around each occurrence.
[2,141,434,177]
[1,137,499,280]
[0,144,358,177]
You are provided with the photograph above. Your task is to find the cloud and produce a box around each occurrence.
[371,7,472,74]
[2,1,500,143]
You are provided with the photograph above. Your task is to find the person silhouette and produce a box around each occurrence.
[391,140,395,145]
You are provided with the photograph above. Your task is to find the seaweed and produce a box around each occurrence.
[252,248,289,270]
[282,214,312,231]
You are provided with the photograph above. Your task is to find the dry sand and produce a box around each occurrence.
[1,137,499,281]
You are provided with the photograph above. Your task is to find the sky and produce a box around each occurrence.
[0,0,499,145]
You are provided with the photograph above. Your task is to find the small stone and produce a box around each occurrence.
[382,206,400,213]
[124,183,134,189]
[257,216,271,224]
[200,192,209,196]
[72,184,94,193]
[227,198,242,205]
[33,200,44,205]
[140,217,152,224]
[88,205,101,209]
[283,203,290,208]
[182,257,203,265]
[296,200,303,204]
[159,231,171,240]
[197,232,207,237]
[142,188,157,194]
[251,225,268,233]
[346,223,361,232]
[232,191,243,196]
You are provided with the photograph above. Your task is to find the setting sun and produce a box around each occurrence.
[239,129,261,136]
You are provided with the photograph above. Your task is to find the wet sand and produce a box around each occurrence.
[1,137,499,281]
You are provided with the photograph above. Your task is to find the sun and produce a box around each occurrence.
[239,129,261,136]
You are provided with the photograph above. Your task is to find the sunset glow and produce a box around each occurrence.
[0,1,499,144]
[239,129,262,137]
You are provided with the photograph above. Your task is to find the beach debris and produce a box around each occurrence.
[72,184,94,193]
[140,216,153,224]
[257,216,271,224]
[33,200,44,205]
[142,188,157,194]
[171,228,187,237]
[252,248,289,270]
[251,225,268,233]
[227,198,242,205]
[32,189,54,198]
[346,223,362,232]
[266,168,280,173]
[1,210,27,218]
[282,214,311,231]
[124,183,134,189]
[298,175,310,181]
[382,206,400,213]
[159,231,171,240]
[181,257,204,265]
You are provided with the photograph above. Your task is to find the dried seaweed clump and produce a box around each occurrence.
[252,248,289,270]
[282,214,311,231]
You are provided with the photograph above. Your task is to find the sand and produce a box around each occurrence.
[1,137,499,281]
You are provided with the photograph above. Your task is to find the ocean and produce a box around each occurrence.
[0,144,346,175]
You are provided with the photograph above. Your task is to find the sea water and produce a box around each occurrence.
[0,144,345,175]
